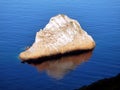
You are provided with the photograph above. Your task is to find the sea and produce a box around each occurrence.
[0,0,120,90]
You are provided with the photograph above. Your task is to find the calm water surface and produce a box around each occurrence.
[0,0,120,90]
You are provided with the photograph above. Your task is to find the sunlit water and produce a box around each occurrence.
[0,0,120,90]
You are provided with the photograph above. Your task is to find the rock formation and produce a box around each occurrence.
[19,14,95,60]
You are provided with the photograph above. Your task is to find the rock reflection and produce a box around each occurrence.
[23,50,93,79]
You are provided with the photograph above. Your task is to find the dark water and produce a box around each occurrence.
[0,0,120,90]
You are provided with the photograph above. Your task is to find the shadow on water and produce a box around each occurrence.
[21,50,93,79]
[76,73,120,90]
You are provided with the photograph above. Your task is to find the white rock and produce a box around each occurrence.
[19,14,95,60]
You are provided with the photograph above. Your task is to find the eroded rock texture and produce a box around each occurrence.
[19,14,95,60]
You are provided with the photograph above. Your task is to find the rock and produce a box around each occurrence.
[19,14,95,60]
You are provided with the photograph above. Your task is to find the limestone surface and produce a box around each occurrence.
[19,14,95,60]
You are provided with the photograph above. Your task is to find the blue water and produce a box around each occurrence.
[0,0,120,90]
